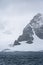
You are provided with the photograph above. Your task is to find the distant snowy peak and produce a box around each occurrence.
[13,13,43,46]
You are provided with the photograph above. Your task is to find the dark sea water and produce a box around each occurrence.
[0,52,43,65]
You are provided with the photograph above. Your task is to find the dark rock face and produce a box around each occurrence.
[13,13,43,46]
[18,25,34,42]
[35,26,43,39]
[14,25,34,45]
[14,40,20,46]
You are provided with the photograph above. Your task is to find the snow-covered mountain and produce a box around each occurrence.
[13,13,43,46]
[1,13,43,52]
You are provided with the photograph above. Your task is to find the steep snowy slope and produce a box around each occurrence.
[3,32,43,52]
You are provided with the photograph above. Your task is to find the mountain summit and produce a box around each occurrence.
[13,13,43,46]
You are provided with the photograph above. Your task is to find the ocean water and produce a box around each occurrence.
[0,52,43,65]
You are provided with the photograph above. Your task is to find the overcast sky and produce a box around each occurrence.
[0,0,43,51]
